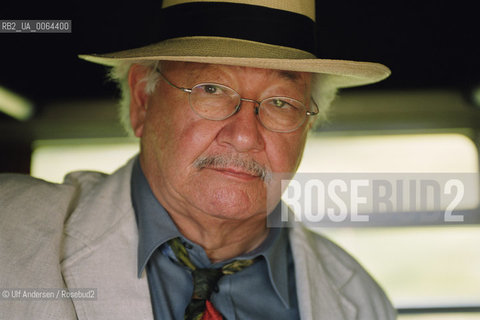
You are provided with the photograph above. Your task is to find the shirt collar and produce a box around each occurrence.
[131,157,181,278]
[131,157,292,307]
[253,207,292,308]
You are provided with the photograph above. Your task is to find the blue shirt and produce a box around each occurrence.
[130,158,299,320]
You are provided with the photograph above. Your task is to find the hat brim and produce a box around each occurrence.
[79,37,390,88]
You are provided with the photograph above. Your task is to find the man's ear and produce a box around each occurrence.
[128,64,151,137]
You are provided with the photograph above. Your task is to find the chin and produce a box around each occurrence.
[197,188,267,221]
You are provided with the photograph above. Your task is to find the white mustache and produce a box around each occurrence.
[193,154,272,182]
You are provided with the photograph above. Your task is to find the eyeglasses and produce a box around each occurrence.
[156,69,319,133]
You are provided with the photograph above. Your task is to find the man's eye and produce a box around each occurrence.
[272,99,287,108]
[203,85,220,94]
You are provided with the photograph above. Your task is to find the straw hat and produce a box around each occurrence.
[79,0,390,88]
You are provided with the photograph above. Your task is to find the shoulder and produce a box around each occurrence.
[0,170,110,259]
[0,173,75,228]
[0,171,111,252]
[0,171,105,291]
[289,225,370,276]
[0,157,135,257]
[290,225,396,319]
[0,171,107,225]
[0,173,101,319]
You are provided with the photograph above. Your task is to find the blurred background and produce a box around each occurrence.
[1,1,479,318]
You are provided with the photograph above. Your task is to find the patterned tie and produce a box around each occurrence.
[168,237,257,320]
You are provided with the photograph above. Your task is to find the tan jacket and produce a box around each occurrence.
[0,159,396,320]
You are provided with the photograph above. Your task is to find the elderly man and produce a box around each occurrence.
[0,0,395,319]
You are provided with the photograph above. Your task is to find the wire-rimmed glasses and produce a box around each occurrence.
[157,69,319,133]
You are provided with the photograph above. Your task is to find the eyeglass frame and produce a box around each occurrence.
[155,68,319,133]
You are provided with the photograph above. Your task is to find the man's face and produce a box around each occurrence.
[131,61,312,222]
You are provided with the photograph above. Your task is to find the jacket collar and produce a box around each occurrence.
[289,224,358,320]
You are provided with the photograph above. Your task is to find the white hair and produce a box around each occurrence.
[108,60,160,135]
[108,60,337,135]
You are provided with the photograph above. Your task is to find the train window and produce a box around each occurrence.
[298,131,478,173]
[297,131,480,319]
[31,138,139,183]
[321,227,480,319]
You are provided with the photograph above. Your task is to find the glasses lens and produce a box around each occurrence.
[258,97,306,132]
[189,83,240,120]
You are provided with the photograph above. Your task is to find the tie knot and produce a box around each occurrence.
[192,268,223,299]
[167,237,258,320]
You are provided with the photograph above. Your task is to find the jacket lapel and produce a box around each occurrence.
[60,159,154,320]
[289,225,357,320]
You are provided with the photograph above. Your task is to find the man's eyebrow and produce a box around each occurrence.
[276,70,303,83]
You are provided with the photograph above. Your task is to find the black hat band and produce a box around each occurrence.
[157,2,317,56]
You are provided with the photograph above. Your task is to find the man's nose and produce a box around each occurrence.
[216,100,265,153]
